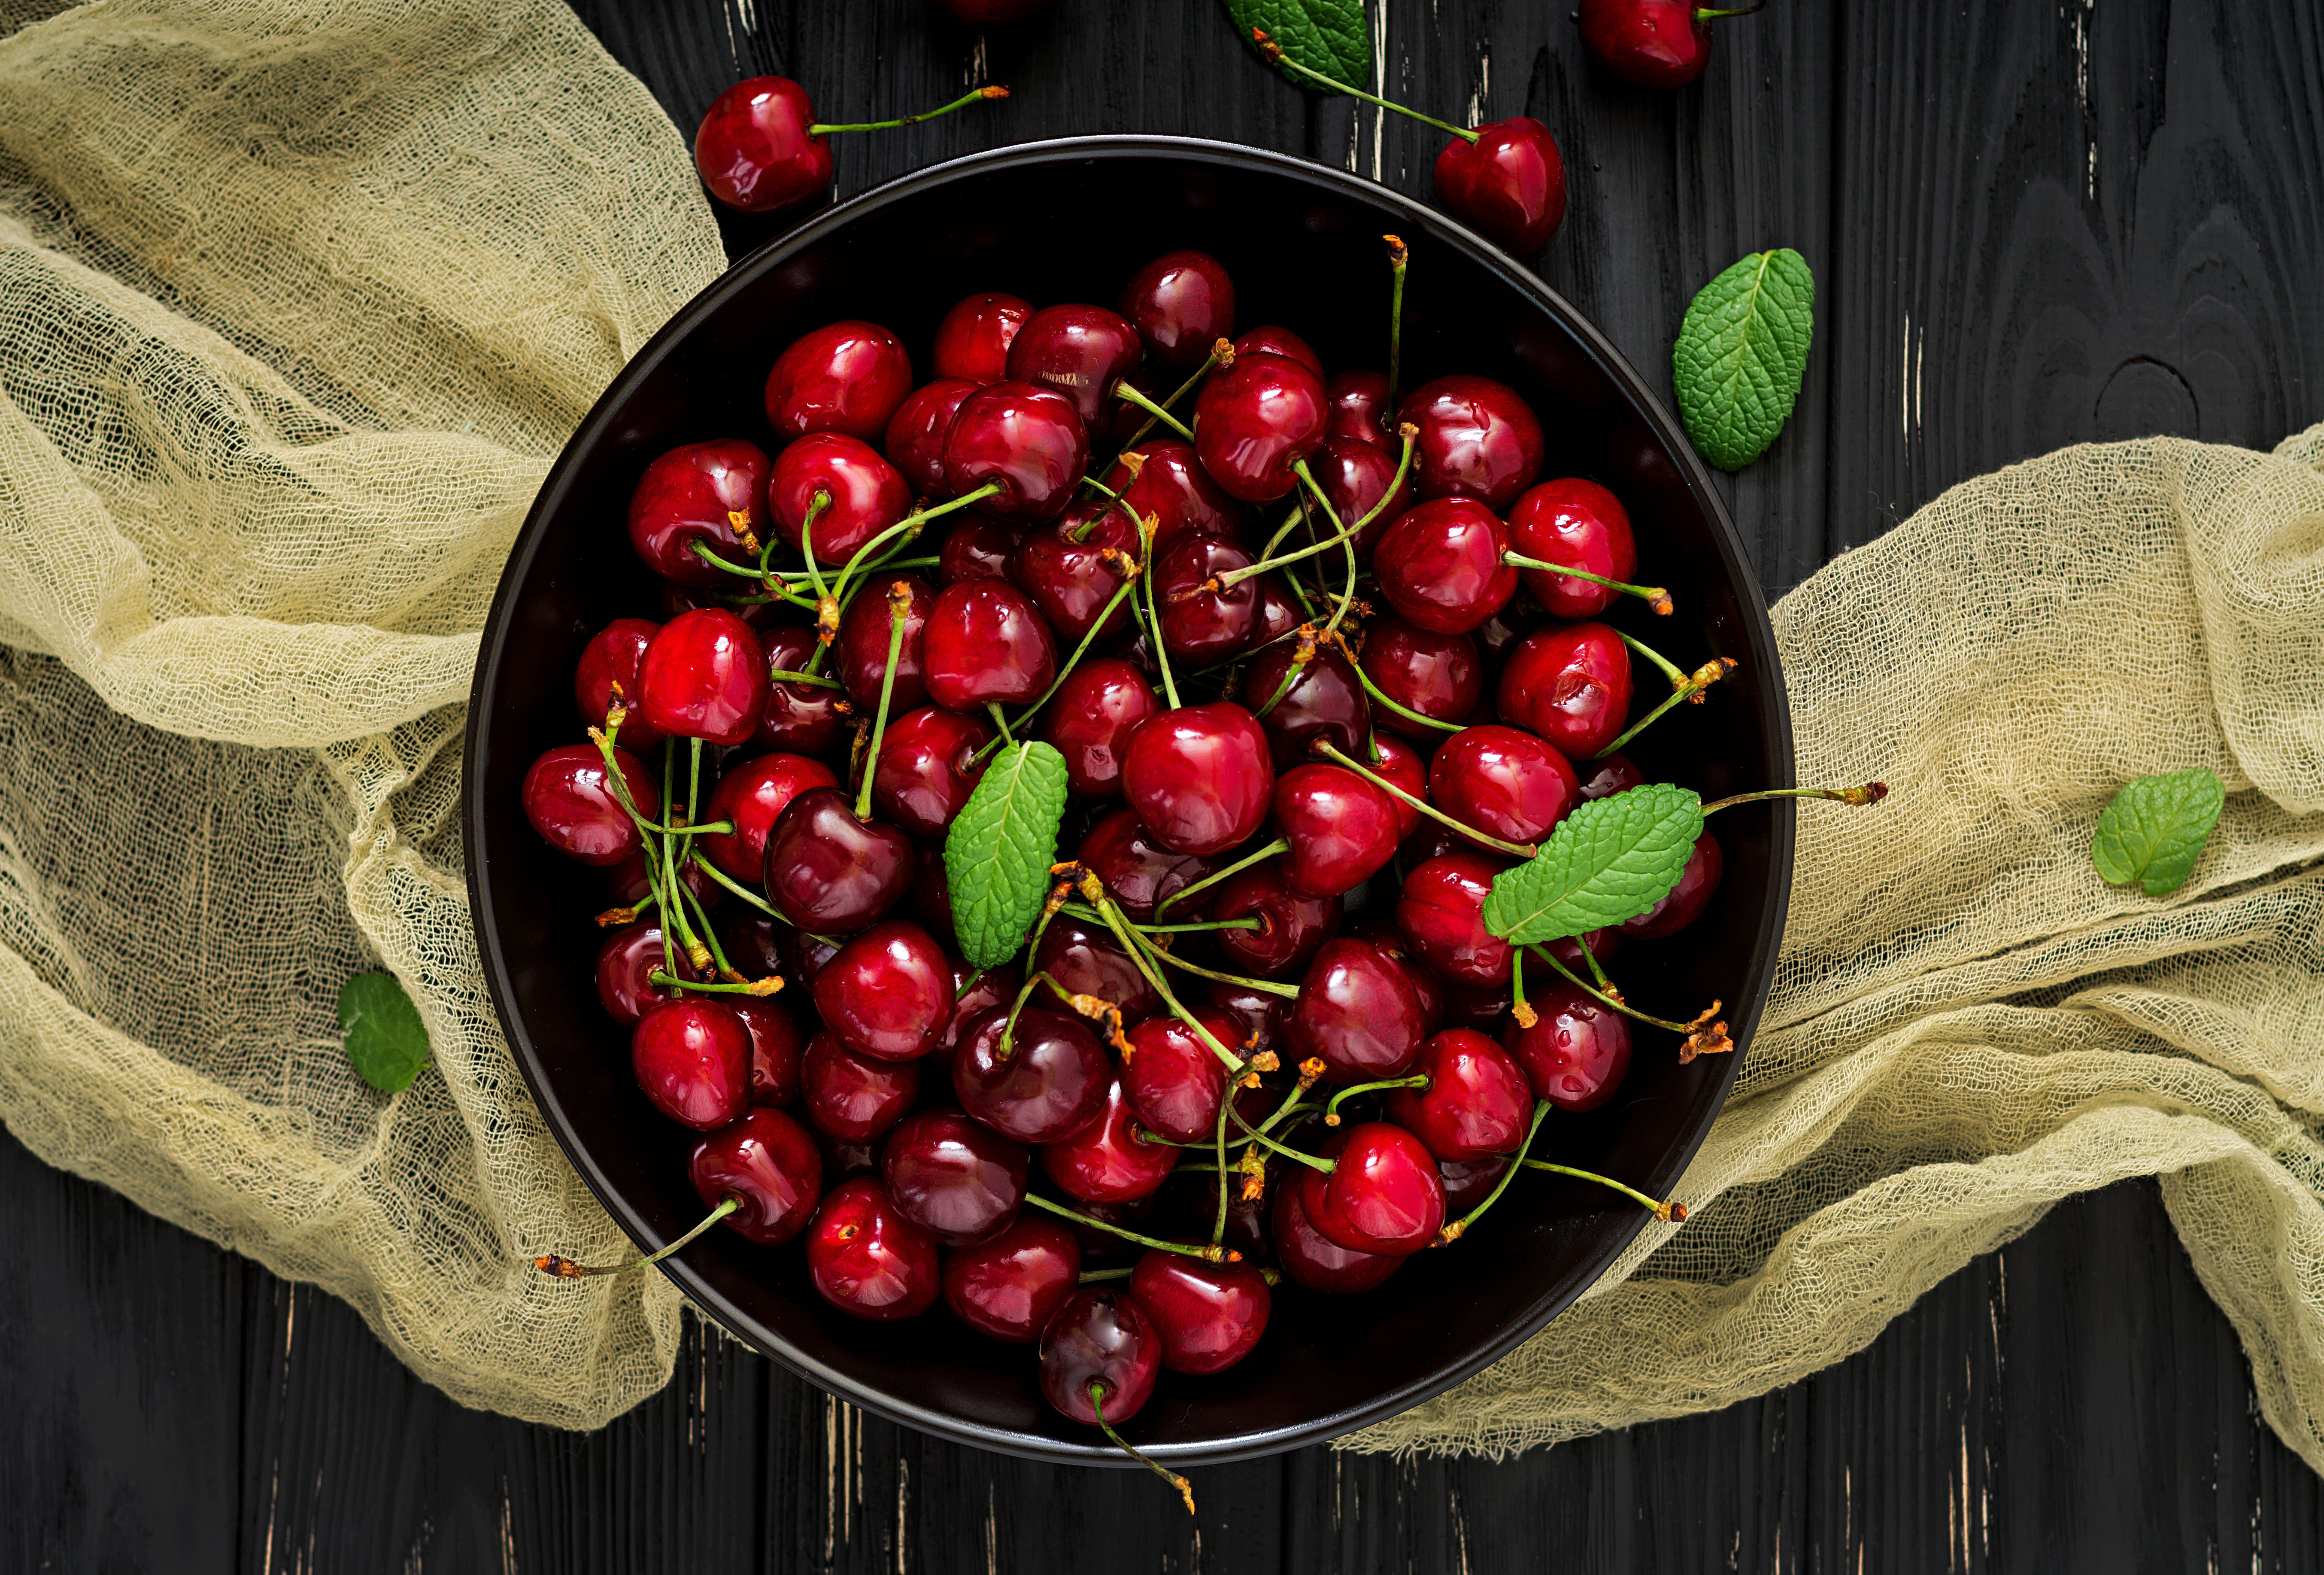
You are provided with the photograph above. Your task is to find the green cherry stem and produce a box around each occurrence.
[1022,1192,1237,1261]
[1617,629,1689,688]
[1213,428,1417,591]
[1590,655,1738,760]
[1058,902,1263,935]
[797,493,833,602]
[1077,1265,1135,1283]
[1119,348,1221,450]
[533,1195,740,1277]
[1436,1102,1548,1243]
[1111,379,1194,441]
[1226,1098,1334,1171]
[1323,1074,1428,1125]
[853,580,913,820]
[1386,234,1408,406]
[807,84,1010,135]
[1253,31,1479,143]
[689,851,786,921]
[1348,660,1465,733]
[1124,925,1302,1002]
[1153,836,1289,916]
[1702,782,1891,815]
[974,575,1139,762]
[1076,881,1252,1066]
[1088,1381,1198,1517]
[1141,522,1183,710]
[1517,1157,1687,1222]
[1530,946,1703,1035]
[1502,552,1673,615]
[1313,740,1539,858]
[767,667,844,689]
[987,703,1016,746]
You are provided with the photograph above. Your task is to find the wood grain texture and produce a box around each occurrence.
[4,0,2322,1569]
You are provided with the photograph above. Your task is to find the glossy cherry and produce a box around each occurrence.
[799,1029,920,1143]
[626,439,771,586]
[1496,621,1635,759]
[1121,702,1275,857]
[880,1108,1029,1246]
[1003,303,1144,433]
[932,291,1032,384]
[1204,979,1296,1065]
[942,1216,1080,1342]
[813,921,953,1062]
[1121,1008,1240,1144]
[1192,350,1329,503]
[1305,434,1416,558]
[870,705,993,838]
[1323,369,1394,450]
[937,514,1022,585]
[692,76,828,213]
[805,1177,941,1320]
[1130,1250,1271,1375]
[1576,751,1646,801]
[1030,916,1163,1024]
[1273,763,1401,898]
[699,752,840,880]
[761,787,916,933]
[921,579,1058,710]
[1238,640,1371,772]
[1270,1177,1403,1292]
[764,320,914,443]
[827,572,930,710]
[1368,733,1431,838]
[883,377,979,497]
[1386,1028,1533,1161]
[1073,808,1211,924]
[1396,851,1517,986]
[1040,1076,1180,1204]
[575,618,665,747]
[1118,249,1236,372]
[1101,441,1245,554]
[1006,510,1138,642]
[752,624,851,756]
[941,380,1089,521]
[951,1005,1113,1143]
[1152,534,1259,662]
[522,744,656,866]
[1396,375,1545,511]
[732,996,804,1107]
[636,608,771,747]
[595,924,697,1026]
[1231,325,1323,377]
[689,1106,821,1245]
[631,997,752,1131]
[1623,830,1722,937]
[1506,478,1640,618]
[1359,616,1482,740]
[1296,1122,1447,1255]
[1438,1154,1513,1214]
[768,432,910,566]
[1207,859,1342,978]
[1037,659,1159,797]
[1506,982,1632,1112]
[1039,1288,1161,1425]
[1374,498,1520,636]
[1580,0,1754,87]
[1429,724,1580,848]
[1435,119,1568,254]
[1290,938,1427,1081]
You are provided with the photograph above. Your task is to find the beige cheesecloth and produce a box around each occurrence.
[2,0,2321,1464]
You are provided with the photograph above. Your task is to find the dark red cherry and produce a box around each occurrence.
[1118,249,1236,373]
[1102,441,1245,555]
[1121,703,1275,857]
[1305,435,1416,558]
[1576,750,1645,801]
[884,378,979,498]
[765,320,913,444]
[932,292,1032,384]
[1031,917,1163,1023]
[1496,621,1634,759]
[1429,725,1580,848]
[1208,860,1342,979]
[1230,324,1323,377]
[733,996,804,1107]
[1472,604,1528,682]
[1037,659,1159,798]
[780,926,844,990]
[1121,1008,1241,1144]
[752,624,851,755]
[952,1005,1113,1143]
[941,380,1089,521]
[690,1106,821,1245]
[1074,808,1210,924]
[1396,851,1517,986]
[1129,1251,1271,1375]
[938,515,1021,585]
[627,439,771,586]
[1507,478,1639,619]
[1622,830,1722,938]
[692,76,828,213]
[1545,927,1623,974]
[1359,616,1482,739]
[637,608,771,746]
[800,1029,920,1143]
[833,570,934,709]
[815,1129,880,1181]
[522,743,656,865]
[1290,938,1426,1082]
[700,752,840,880]
[761,786,916,933]
[1238,640,1371,773]
[1039,1288,1161,1425]
[1152,535,1258,662]
[1004,304,1144,433]
[813,920,953,1062]
[870,705,993,838]
[1193,350,1328,503]
[631,998,751,1131]
[1578,0,1735,87]
[575,618,665,747]
[1040,1076,1179,1204]
[595,925,700,1026]
[1270,1175,1403,1292]
[1006,509,1138,643]
[1395,375,1545,511]
[1385,1028,1534,1161]
[943,1216,1080,1342]
[1323,370,1395,451]
[1393,946,1449,1036]
[1204,980,1295,1066]
[1369,732,1431,838]
[1296,1122,1446,1255]
[1506,981,1631,1112]
[1371,497,1519,635]
[805,1177,940,1320]
[880,1108,1028,1245]
[1443,980,1513,1031]
[1432,118,1568,254]
[1249,574,1305,648]
[768,433,910,566]
[1438,1154,1513,1214]
[922,579,1058,711]
[1399,819,1465,871]
[1273,764,1400,898]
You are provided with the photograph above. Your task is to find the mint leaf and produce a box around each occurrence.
[1482,784,1704,944]
[340,972,428,1093]
[2092,768,2224,896]
[1226,0,1371,88]
[945,741,1071,969]
[1672,249,1815,471]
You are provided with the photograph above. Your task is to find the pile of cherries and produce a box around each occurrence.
[519,240,1736,1502]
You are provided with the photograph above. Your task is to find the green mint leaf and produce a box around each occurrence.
[944,741,1071,969]
[1482,784,1705,944]
[2091,768,2224,896]
[1672,248,1815,471]
[339,971,429,1093]
[1225,0,1371,88]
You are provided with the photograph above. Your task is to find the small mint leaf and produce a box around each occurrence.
[1482,784,1705,944]
[2092,768,2224,896]
[944,741,1071,969]
[340,972,428,1093]
[1673,248,1815,471]
[1224,0,1371,88]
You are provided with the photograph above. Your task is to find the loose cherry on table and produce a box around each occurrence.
[1192,350,1329,504]
[1270,1175,1403,1292]
[951,1004,1113,1143]
[1074,808,1212,923]
[1506,478,1641,619]
[1395,850,1518,986]
[575,618,665,747]
[1495,620,1635,760]
[626,439,771,585]
[834,571,934,709]
[1506,980,1633,1112]
[1383,1028,1534,1161]
[938,515,1023,586]
[768,432,911,566]
[884,377,980,498]
[880,1108,1029,1246]
[1295,1122,1448,1256]
[871,704,994,839]
[933,291,1033,383]
[689,1106,822,1245]
[1206,860,1342,979]
[1030,914,1165,1025]
[1039,1287,1162,1426]
[698,751,840,881]
[1121,1008,1241,1144]
[734,996,805,1107]
[1324,370,1395,450]
[1129,1250,1272,1375]
[804,1177,941,1320]
[1427,724,1581,849]
[1272,763,1401,898]
[921,579,1059,711]
[1121,702,1277,857]
[522,743,657,865]
[753,624,852,756]
[943,1216,1081,1342]
[1238,641,1371,772]
[1289,937,1427,1082]
[799,1029,921,1144]
[1004,303,1146,432]
[1396,375,1547,512]
[1037,658,1160,797]
[1579,0,1762,88]
[632,997,752,1131]
[1622,830,1722,937]
[1039,1075,1181,1204]
[1359,615,1483,739]
[693,78,1004,216]
[1152,535,1259,662]
[764,320,916,443]
[761,786,916,933]
[941,380,1091,522]
[1118,249,1237,373]
[812,920,953,1062]
[636,608,771,747]
[1371,497,1520,635]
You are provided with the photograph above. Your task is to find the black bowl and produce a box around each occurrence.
[464,135,1794,1466]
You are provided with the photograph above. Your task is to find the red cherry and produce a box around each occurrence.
[1395,851,1517,986]
[626,439,771,586]
[764,320,913,444]
[1040,1076,1179,1204]
[1576,750,1645,801]
[699,752,840,881]
[1037,659,1159,797]
[1428,725,1580,848]
[943,1216,1080,1342]
[761,786,916,933]
[883,378,979,497]
[1192,350,1328,503]
[1371,497,1519,635]
[937,514,1023,585]
[1121,1009,1241,1144]
[1496,621,1635,759]
[594,924,699,1026]
[880,1108,1029,1246]
[1438,1154,1513,1214]
[1290,938,1427,1082]
[1359,615,1482,739]
[951,1005,1113,1144]
[631,998,752,1131]
[606,848,725,918]
[768,433,910,566]
[689,1106,822,1245]
[1395,375,1545,511]
[813,920,953,1063]
[1270,1175,1402,1292]
[1385,1028,1533,1161]
[637,608,771,746]
[1506,981,1632,1112]
[1304,435,1416,558]
[1273,764,1400,898]
[1031,916,1163,1023]
[575,618,665,747]
[1622,830,1722,938]
[1506,478,1639,618]
[921,579,1059,711]
[1230,325,1323,377]
[1121,703,1275,857]
[1129,1250,1272,1375]
[805,1177,940,1320]
[522,743,656,865]
[933,292,1032,384]
[1204,979,1296,1067]
[1368,733,1431,838]
[1432,118,1568,254]
[870,704,993,838]
[1579,0,1734,87]
[1323,370,1394,450]
[780,927,844,990]
[1249,573,1305,648]
[1117,249,1236,372]
[692,76,826,212]
[1101,440,1246,554]
[733,996,804,1106]
[1006,508,1138,643]
[1296,1122,1446,1255]
[799,1029,920,1143]
[833,570,934,709]
[1207,859,1342,979]
[936,956,1016,1057]
[1038,1288,1161,1425]
[1152,535,1259,662]
[752,624,852,755]
[1003,303,1144,432]
[1238,640,1373,773]
[941,380,1089,521]
[1073,808,1212,924]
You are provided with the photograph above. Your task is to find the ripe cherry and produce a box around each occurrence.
[1305,435,1415,558]
[1506,478,1639,619]
[1368,733,1431,837]
[936,956,1016,1057]
[768,433,910,566]
[1396,851,1517,986]
[1006,509,1138,642]
[1371,498,1519,635]
[1296,1122,1446,1255]
[632,997,752,1131]
[734,996,804,1107]
[933,292,1032,384]
[626,439,770,586]
[805,1177,940,1320]
[1396,375,1545,511]
[1429,724,1580,848]
[1039,1288,1161,1425]
[1443,980,1514,1031]
[1074,808,1211,924]
[1129,1251,1272,1374]
[1576,751,1645,801]
[833,571,934,709]
[765,320,914,443]
[1231,325,1323,377]
[1004,303,1144,432]
[1324,370,1394,450]
[1238,640,1371,772]
[1580,0,1758,88]
[883,377,979,497]
[752,625,852,755]
[952,1005,1113,1143]
[1496,621,1635,760]
[761,786,916,933]
[1031,916,1164,1024]
[1040,1076,1180,1204]
[1208,860,1342,979]
[943,1216,1080,1342]
[1121,1009,1241,1144]
[922,579,1059,710]
[871,705,993,837]
[813,921,953,1062]
[880,1108,1029,1245]
[689,1107,821,1245]
[1290,938,1426,1082]
[1385,1028,1533,1161]
[1273,763,1401,898]
[1122,703,1275,857]
[1438,1154,1513,1214]
[637,608,770,747]
[1193,350,1328,503]
[941,381,1089,521]
[1434,120,1569,254]
[1250,574,1305,648]
[1038,659,1159,797]
[1101,441,1245,554]
[1506,981,1632,1111]
[692,76,828,213]
[522,743,656,865]
[576,618,665,747]
[1270,1177,1403,1292]
[1359,616,1483,739]
[1118,249,1236,372]
[1204,979,1296,1066]
[799,1029,920,1143]
[595,924,699,1026]
[699,752,840,880]
[937,514,1022,585]
[1623,830,1722,938]
[1153,535,1258,662]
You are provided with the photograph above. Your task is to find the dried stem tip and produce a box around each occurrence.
[1384,233,1409,268]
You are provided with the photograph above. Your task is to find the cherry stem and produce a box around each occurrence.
[1077,1265,1135,1283]
[1141,525,1183,711]
[1510,946,1529,1022]
[1696,1,1766,17]
[1386,234,1409,406]
[1702,783,1890,815]
[1217,429,1417,590]
[659,743,709,971]
[1022,1192,1236,1261]
[1324,1074,1428,1125]
[648,970,780,997]
[1531,946,1699,1034]
[689,540,820,608]
[1153,837,1289,916]
[1617,629,1688,688]
[998,905,1068,1057]
[1119,351,1219,449]
[853,582,913,820]
[807,84,1009,136]
[1078,882,1253,1064]
[1112,380,1193,441]
[1590,656,1736,760]
[1502,552,1673,615]
[797,493,833,602]
[1313,740,1539,858]
[987,703,1016,745]
[1087,1381,1198,1517]
[1253,30,1479,143]
[1226,1099,1334,1171]
[1348,660,1464,733]
[533,1195,740,1277]
[1124,924,1302,1003]
[975,576,1139,760]
[1436,1102,1548,1243]
[1518,1158,1685,1222]
[677,870,742,981]
[954,964,985,999]
[689,851,786,921]
[998,968,1072,1059]
[768,667,843,689]
[1580,938,1614,992]
[1060,902,1262,935]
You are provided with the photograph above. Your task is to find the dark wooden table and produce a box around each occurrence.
[9,1,2324,1569]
